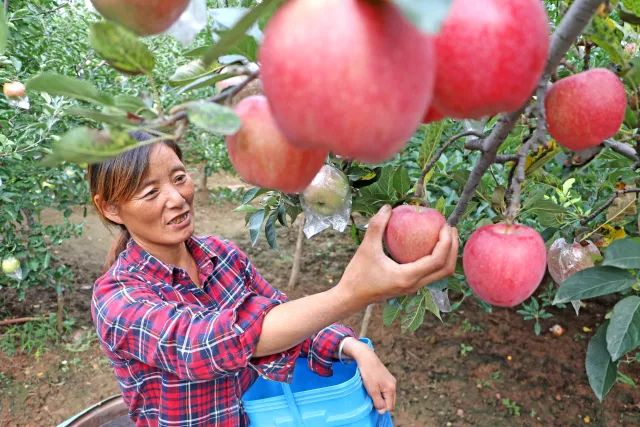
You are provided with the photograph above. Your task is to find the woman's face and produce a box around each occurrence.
[107,143,196,250]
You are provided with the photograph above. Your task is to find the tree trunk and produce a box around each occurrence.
[359,304,375,338]
[56,289,64,334]
[287,217,305,290]
[199,164,208,193]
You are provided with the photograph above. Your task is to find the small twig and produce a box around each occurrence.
[560,58,578,74]
[504,78,550,221]
[583,42,592,70]
[504,135,540,222]
[580,188,640,225]
[415,131,485,199]
[0,317,42,327]
[209,70,260,104]
[143,70,261,132]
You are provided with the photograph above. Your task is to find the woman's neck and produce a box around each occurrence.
[134,236,193,270]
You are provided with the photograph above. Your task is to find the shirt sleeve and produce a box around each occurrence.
[91,270,299,383]
[242,248,357,378]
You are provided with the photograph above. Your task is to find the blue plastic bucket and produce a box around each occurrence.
[242,338,393,426]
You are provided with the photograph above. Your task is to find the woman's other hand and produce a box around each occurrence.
[341,337,396,415]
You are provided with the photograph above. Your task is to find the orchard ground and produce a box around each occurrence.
[0,171,639,427]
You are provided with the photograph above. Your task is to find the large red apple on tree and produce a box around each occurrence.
[90,0,190,36]
[545,68,626,151]
[259,0,435,163]
[463,223,547,307]
[384,205,447,264]
[226,96,328,194]
[429,0,550,119]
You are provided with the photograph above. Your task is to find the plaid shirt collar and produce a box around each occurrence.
[122,235,218,284]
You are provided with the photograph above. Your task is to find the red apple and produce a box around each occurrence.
[431,0,549,119]
[91,0,190,36]
[463,223,547,307]
[545,68,626,151]
[384,205,447,264]
[259,0,435,163]
[226,95,327,194]
[3,81,25,98]
[423,107,445,124]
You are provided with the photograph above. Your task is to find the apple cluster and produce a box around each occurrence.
[84,0,631,309]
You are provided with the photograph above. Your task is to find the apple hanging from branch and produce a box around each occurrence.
[90,0,190,36]
[226,95,328,194]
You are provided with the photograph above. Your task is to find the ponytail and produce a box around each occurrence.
[104,227,131,272]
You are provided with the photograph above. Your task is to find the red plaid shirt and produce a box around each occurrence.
[92,235,356,426]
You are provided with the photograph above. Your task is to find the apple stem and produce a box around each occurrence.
[448,0,603,226]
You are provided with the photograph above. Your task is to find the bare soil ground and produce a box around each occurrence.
[1,171,639,427]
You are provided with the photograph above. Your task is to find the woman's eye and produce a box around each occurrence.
[144,189,157,198]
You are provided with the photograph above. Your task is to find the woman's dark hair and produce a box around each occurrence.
[87,131,183,272]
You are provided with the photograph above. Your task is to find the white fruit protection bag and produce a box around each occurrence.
[547,238,601,314]
[300,165,352,239]
[166,0,208,45]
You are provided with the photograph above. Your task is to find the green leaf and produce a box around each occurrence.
[113,95,153,115]
[276,203,287,227]
[620,1,640,25]
[352,166,397,215]
[202,0,283,67]
[65,107,132,126]
[43,127,143,165]
[553,266,636,304]
[606,296,640,361]
[234,205,259,214]
[89,21,155,75]
[248,209,265,246]
[27,73,113,106]
[622,0,640,16]
[586,16,625,66]
[391,167,411,196]
[383,297,407,327]
[523,196,568,228]
[242,187,267,205]
[435,196,446,215]
[423,289,442,321]
[603,238,640,269]
[401,294,426,333]
[392,0,453,34]
[624,57,640,89]
[0,6,7,56]
[176,72,237,95]
[187,102,241,135]
[586,322,618,402]
[169,60,228,88]
[265,212,278,249]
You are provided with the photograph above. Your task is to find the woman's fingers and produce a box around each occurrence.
[361,205,393,251]
[399,225,455,278]
[370,387,388,414]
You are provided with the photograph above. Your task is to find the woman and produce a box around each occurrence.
[88,133,458,427]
